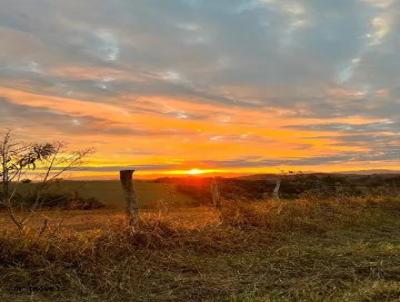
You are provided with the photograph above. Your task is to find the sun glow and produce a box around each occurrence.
[187,168,205,175]
[162,168,224,177]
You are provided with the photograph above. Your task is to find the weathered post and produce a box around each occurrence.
[273,178,281,200]
[119,169,139,226]
[210,177,221,210]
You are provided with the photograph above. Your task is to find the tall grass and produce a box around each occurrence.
[0,196,399,301]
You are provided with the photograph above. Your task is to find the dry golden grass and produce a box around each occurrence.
[0,196,400,301]
[0,207,220,233]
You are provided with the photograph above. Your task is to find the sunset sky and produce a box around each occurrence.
[0,0,399,178]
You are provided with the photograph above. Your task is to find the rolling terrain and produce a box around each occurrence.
[17,180,198,209]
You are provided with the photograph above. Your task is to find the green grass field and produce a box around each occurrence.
[18,180,198,209]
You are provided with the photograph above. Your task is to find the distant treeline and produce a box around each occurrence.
[155,174,400,204]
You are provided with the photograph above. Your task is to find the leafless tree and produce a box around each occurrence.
[0,130,93,233]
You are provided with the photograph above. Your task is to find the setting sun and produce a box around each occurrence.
[187,168,205,175]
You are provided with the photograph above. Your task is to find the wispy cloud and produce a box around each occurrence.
[0,0,399,175]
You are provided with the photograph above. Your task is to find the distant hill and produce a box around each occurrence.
[336,169,400,175]
[234,170,400,181]
[235,174,280,181]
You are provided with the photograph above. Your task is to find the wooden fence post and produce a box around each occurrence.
[273,178,281,200]
[210,178,221,211]
[119,169,139,226]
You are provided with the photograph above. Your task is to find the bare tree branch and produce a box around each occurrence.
[0,130,93,234]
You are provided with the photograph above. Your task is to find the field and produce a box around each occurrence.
[0,180,400,301]
[16,180,198,209]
